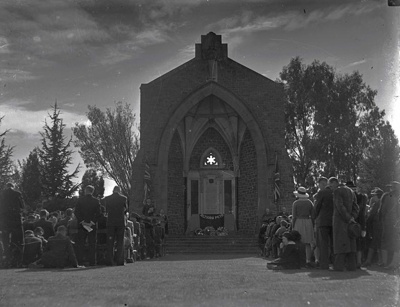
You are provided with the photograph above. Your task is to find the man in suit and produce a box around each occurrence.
[0,182,25,267]
[328,177,359,271]
[74,185,101,266]
[104,186,128,266]
[314,177,334,270]
[34,210,55,240]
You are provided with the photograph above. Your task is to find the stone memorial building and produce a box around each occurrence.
[132,32,293,235]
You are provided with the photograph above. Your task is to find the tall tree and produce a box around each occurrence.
[358,121,400,192]
[39,102,80,198]
[280,57,378,186]
[0,116,14,189]
[19,148,43,208]
[73,102,139,199]
[80,168,105,199]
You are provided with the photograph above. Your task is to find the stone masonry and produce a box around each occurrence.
[132,32,294,234]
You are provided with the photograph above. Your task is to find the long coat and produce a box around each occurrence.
[332,186,359,254]
[104,192,128,227]
[379,191,400,252]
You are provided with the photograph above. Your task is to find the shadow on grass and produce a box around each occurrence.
[265,266,373,280]
[157,253,259,261]
[306,268,372,280]
[15,265,111,273]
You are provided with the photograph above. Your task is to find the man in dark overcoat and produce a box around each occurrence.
[379,181,400,269]
[328,177,359,271]
[104,186,128,266]
[74,185,101,266]
[314,177,334,270]
[0,182,25,267]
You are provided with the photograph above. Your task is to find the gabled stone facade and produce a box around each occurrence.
[132,32,294,234]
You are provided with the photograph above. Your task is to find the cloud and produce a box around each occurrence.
[0,69,39,82]
[0,36,10,53]
[342,59,367,69]
[0,100,87,135]
[210,2,380,36]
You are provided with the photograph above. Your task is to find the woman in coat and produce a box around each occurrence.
[292,187,315,268]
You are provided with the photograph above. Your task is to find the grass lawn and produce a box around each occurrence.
[0,254,399,307]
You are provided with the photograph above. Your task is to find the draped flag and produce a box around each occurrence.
[273,152,281,203]
[143,161,152,205]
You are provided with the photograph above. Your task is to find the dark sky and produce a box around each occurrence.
[0,0,398,193]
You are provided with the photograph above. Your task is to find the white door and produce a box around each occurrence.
[202,176,222,214]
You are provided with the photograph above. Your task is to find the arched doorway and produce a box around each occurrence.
[158,82,269,234]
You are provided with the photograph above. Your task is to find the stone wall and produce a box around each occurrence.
[189,127,233,170]
[135,33,295,225]
[237,129,258,234]
[167,131,185,234]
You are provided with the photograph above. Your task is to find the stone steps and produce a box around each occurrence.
[166,234,259,254]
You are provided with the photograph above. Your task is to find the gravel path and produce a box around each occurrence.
[0,254,399,307]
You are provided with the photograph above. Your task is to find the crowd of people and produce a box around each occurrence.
[260,177,400,272]
[0,183,168,269]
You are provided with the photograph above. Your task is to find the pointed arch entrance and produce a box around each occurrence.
[156,82,270,234]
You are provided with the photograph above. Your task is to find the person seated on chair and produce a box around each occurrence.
[36,226,82,268]
[267,230,302,270]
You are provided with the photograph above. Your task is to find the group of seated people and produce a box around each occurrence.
[1,207,168,269]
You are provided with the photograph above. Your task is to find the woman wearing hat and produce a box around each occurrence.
[292,187,315,268]
[362,187,384,267]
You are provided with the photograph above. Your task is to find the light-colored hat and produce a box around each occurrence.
[293,186,309,198]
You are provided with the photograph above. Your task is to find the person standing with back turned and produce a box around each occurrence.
[328,177,359,271]
[74,185,101,266]
[104,186,128,266]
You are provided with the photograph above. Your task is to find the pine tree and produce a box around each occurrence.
[38,102,80,198]
[80,168,105,199]
[19,148,42,208]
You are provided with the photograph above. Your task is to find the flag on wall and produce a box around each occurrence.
[274,152,281,203]
[143,161,152,205]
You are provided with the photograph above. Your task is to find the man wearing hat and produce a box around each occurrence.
[0,182,25,267]
[363,187,384,267]
[379,181,400,269]
[328,177,359,271]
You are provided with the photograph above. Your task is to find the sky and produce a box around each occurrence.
[0,0,399,195]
